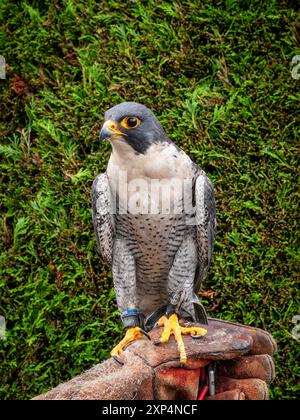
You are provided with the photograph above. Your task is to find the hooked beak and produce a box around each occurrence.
[99,120,126,143]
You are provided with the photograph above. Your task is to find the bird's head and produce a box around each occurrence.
[99,102,168,154]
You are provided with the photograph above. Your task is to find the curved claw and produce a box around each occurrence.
[110,327,148,364]
[191,334,206,339]
[112,355,124,366]
[140,329,151,340]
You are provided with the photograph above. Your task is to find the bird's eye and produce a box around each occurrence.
[121,116,141,129]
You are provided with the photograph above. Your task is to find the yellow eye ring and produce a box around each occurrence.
[120,116,141,129]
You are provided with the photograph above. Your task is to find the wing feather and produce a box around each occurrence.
[92,173,115,266]
[194,171,216,292]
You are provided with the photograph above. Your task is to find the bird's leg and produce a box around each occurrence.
[110,308,150,364]
[154,306,207,364]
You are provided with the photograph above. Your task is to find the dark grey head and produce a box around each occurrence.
[99,102,168,154]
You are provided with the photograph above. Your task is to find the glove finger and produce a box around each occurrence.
[208,318,277,356]
[217,354,275,384]
[205,389,245,400]
[216,376,269,400]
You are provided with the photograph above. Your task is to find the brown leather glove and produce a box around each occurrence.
[204,319,276,400]
[149,318,276,400]
[33,318,276,400]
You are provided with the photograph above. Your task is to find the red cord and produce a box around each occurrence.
[201,366,206,382]
[198,385,209,400]
[198,366,209,400]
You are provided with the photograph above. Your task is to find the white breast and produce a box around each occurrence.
[107,141,195,214]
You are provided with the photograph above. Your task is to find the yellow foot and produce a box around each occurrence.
[155,313,207,364]
[110,327,149,362]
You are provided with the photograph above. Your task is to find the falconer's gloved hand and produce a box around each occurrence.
[142,317,277,400]
[201,319,276,400]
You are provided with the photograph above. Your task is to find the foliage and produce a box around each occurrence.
[0,0,299,399]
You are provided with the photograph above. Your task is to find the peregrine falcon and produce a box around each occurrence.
[92,102,216,364]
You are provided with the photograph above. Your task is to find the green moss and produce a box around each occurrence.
[0,0,299,399]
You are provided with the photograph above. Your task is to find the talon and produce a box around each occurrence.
[191,334,205,339]
[113,355,124,366]
[110,327,145,360]
[140,329,151,340]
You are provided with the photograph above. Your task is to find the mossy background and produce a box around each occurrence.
[0,0,299,400]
